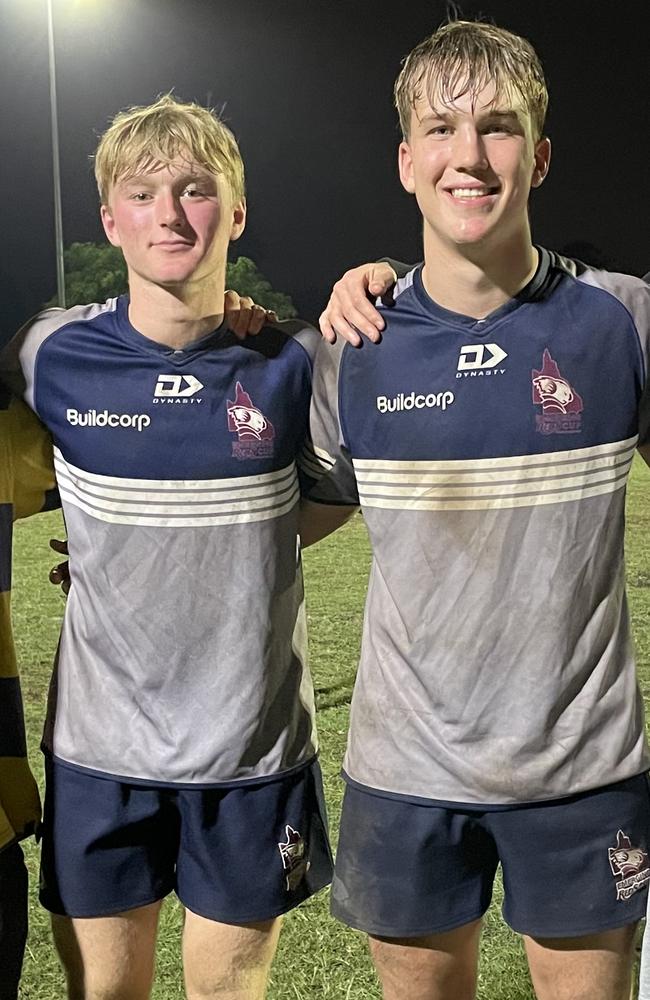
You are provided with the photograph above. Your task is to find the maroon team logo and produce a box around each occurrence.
[532,349,583,434]
[277,824,310,891]
[608,830,650,901]
[227,381,275,460]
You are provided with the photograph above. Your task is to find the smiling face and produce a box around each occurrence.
[100,155,246,293]
[398,81,550,257]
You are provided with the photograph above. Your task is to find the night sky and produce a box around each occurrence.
[1,0,649,337]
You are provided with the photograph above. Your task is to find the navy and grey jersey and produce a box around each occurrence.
[5,296,320,787]
[303,249,650,807]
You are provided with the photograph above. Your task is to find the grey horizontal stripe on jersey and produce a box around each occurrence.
[54,451,300,526]
[353,437,636,510]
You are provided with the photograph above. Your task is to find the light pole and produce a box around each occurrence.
[46,0,66,307]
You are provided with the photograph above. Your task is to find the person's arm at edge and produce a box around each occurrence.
[319,258,415,346]
[299,499,358,548]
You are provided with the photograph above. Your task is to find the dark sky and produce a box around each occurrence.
[1,0,649,335]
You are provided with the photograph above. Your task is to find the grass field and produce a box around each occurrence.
[10,456,650,999]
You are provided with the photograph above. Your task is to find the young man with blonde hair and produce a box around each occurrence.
[3,95,332,1000]
[307,20,650,1000]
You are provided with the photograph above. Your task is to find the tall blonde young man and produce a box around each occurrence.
[3,96,332,1000]
[306,21,650,1000]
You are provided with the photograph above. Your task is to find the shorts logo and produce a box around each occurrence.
[227,382,275,460]
[278,824,310,891]
[532,349,583,434]
[608,830,650,901]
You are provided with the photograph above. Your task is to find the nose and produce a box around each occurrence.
[452,126,488,172]
[156,190,184,228]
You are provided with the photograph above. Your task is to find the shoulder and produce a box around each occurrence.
[21,299,119,344]
[248,317,321,366]
[553,255,650,316]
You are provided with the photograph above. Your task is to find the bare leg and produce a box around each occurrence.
[182,910,281,1000]
[369,918,482,1000]
[524,923,638,1000]
[51,902,161,1000]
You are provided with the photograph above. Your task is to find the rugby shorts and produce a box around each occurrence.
[40,755,332,921]
[331,773,650,938]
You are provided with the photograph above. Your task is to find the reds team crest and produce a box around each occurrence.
[532,349,583,434]
[277,824,310,891]
[227,381,275,460]
[608,830,650,901]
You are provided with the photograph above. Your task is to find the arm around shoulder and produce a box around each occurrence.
[298,499,358,548]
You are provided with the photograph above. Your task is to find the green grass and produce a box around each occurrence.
[10,456,650,998]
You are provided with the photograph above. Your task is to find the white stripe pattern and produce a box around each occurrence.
[299,440,336,480]
[352,437,638,511]
[54,448,300,527]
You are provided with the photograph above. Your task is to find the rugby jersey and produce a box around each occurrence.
[0,389,55,848]
[303,249,650,806]
[5,299,320,787]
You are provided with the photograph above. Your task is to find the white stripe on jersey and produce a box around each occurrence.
[54,448,300,526]
[353,436,637,511]
[299,440,336,479]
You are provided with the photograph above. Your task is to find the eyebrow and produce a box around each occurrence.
[418,107,523,126]
[117,171,217,189]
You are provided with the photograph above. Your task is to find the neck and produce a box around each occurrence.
[421,229,538,319]
[127,271,227,348]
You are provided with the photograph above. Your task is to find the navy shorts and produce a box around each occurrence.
[331,774,650,939]
[40,756,333,921]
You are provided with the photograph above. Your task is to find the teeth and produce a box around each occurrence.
[451,188,492,198]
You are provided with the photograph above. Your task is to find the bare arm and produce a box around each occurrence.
[299,499,358,548]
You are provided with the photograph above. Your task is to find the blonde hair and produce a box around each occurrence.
[394,20,548,140]
[94,94,245,204]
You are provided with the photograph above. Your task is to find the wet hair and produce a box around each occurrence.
[394,20,548,140]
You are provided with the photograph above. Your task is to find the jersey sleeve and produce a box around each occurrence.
[577,268,650,454]
[299,337,359,506]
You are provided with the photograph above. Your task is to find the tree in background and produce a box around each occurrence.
[225,256,296,318]
[48,244,297,319]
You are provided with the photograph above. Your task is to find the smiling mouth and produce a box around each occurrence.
[448,187,499,199]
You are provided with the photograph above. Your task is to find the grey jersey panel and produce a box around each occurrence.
[347,493,644,803]
[47,503,316,784]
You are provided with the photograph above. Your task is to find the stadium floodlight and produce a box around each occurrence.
[46,0,66,307]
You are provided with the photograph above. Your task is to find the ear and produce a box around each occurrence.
[229,198,247,242]
[101,204,122,247]
[531,137,551,189]
[398,141,416,195]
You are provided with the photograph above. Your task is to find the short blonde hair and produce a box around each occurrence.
[94,94,245,204]
[394,20,548,141]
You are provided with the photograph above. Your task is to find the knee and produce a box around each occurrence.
[369,928,479,1000]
